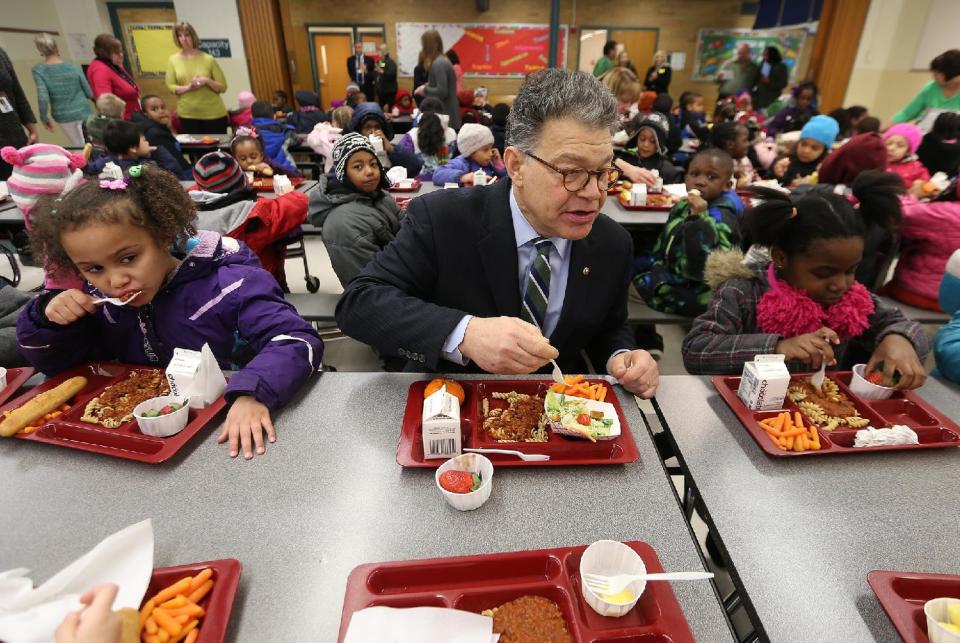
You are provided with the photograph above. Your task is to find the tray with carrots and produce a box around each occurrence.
[139,559,241,643]
[548,374,609,401]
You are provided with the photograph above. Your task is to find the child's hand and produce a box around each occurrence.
[866,335,926,389]
[687,193,708,214]
[218,395,275,459]
[257,163,273,176]
[773,157,790,178]
[460,172,474,186]
[621,164,657,187]
[55,584,122,643]
[374,129,393,152]
[45,290,97,326]
[775,327,840,369]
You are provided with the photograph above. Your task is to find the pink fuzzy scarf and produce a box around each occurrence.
[757,264,874,339]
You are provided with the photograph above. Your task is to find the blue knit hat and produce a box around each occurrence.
[800,115,840,148]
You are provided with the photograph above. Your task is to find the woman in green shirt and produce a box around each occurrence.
[31,33,92,147]
[892,49,960,129]
[165,22,228,134]
[592,40,617,78]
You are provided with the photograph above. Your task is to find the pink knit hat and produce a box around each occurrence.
[883,123,923,155]
[237,90,256,109]
[0,144,85,217]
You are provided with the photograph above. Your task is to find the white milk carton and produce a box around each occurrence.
[166,344,227,409]
[738,354,790,411]
[473,170,488,186]
[630,182,647,206]
[421,387,462,459]
[369,135,384,153]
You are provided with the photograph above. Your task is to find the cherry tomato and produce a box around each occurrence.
[577,413,591,426]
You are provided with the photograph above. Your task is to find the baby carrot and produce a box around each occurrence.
[160,596,187,610]
[145,616,158,634]
[140,598,156,628]
[187,579,214,604]
[173,613,190,624]
[144,635,160,643]
[151,608,181,638]
[173,621,199,643]
[157,629,170,643]
[183,628,200,643]
[152,577,193,605]
[164,603,205,618]
[761,424,780,438]
[794,412,804,431]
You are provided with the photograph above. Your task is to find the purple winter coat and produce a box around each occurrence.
[431,154,507,186]
[16,231,322,409]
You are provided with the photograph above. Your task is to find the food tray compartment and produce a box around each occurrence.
[338,541,695,643]
[0,366,35,406]
[711,374,960,458]
[397,378,639,468]
[145,559,242,643]
[867,399,941,428]
[387,179,422,193]
[784,374,887,431]
[868,570,960,643]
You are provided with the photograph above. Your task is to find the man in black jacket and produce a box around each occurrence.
[335,69,659,398]
[374,43,398,110]
[347,42,375,102]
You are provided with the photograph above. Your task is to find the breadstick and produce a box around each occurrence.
[0,376,87,437]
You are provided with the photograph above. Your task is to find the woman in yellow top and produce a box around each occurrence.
[165,22,228,133]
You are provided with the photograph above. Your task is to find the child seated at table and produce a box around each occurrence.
[86,119,190,179]
[770,114,839,187]
[884,123,931,188]
[190,151,308,291]
[84,93,124,146]
[614,112,683,185]
[410,113,453,182]
[132,95,192,178]
[935,250,960,383]
[674,91,709,165]
[681,170,929,385]
[391,88,415,116]
[396,97,457,154]
[710,121,756,187]
[287,91,327,134]
[766,82,819,137]
[349,102,422,178]
[17,163,322,459]
[309,132,402,287]
[228,90,255,131]
[633,148,744,317]
[432,123,506,186]
[917,112,960,177]
[271,89,292,116]
[249,102,299,176]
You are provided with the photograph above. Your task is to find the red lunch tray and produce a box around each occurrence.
[616,194,675,212]
[6,362,227,463]
[388,179,422,193]
[249,176,305,192]
[146,558,242,643]
[868,570,960,642]
[396,378,640,468]
[712,372,960,457]
[337,541,694,643]
[0,366,35,406]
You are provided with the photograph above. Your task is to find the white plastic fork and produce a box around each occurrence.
[91,291,142,306]
[550,359,565,385]
[583,571,714,596]
[463,448,550,462]
[811,360,827,394]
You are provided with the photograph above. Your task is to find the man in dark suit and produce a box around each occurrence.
[336,68,659,398]
[347,42,375,102]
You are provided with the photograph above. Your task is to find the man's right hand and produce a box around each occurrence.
[45,289,97,326]
[459,316,558,374]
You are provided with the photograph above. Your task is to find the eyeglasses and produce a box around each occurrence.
[524,151,621,193]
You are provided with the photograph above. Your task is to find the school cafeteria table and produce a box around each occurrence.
[646,375,960,641]
[0,373,733,641]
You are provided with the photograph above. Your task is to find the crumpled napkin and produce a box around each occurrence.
[344,606,498,643]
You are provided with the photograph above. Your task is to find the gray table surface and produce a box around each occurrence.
[651,374,960,642]
[0,373,732,641]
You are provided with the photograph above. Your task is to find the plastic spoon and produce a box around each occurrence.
[92,291,141,306]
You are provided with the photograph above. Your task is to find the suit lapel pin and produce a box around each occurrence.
[582,267,590,276]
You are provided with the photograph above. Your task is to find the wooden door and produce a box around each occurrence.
[610,29,658,78]
[810,0,871,113]
[237,0,292,103]
[312,32,353,110]
[111,4,178,110]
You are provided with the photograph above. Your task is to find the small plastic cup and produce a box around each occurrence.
[924,597,960,642]
[579,540,645,617]
[133,396,190,437]
[0,366,7,390]
[850,363,896,400]
[435,453,493,511]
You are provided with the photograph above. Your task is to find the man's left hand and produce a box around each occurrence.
[607,350,659,399]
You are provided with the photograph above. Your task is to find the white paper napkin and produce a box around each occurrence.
[344,606,498,643]
[386,166,408,184]
[0,519,154,643]
[97,162,124,181]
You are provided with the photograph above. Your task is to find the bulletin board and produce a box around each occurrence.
[691,27,807,82]
[126,23,179,77]
[396,23,568,78]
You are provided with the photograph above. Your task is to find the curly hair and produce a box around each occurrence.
[28,165,197,278]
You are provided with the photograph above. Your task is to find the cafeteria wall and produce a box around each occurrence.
[282,0,754,107]
[843,0,934,124]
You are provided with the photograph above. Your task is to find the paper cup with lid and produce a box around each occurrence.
[435,453,493,511]
[850,363,896,400]
[579,540,644,617]
[133,395,190,437]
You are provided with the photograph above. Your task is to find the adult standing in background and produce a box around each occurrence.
[751,46,788,110]
[31,33,92,147]
[617,50,637,76]
[0,47,37,180]
[415,30,460,130]
[375,43,398,110]
[593,40,617,78]
[87,34,140,120]
[892,49,960,129]
[716,43,758,99]
[643,50,671,94]
[166,22,229,134]
[412,54,428,107]
[347,42,375,102]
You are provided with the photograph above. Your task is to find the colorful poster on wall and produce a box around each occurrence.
[692,27,807,82]
[126,23,179,77]
[396,23,567,78]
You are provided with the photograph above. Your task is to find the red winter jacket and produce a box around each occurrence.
[886,159,930,188]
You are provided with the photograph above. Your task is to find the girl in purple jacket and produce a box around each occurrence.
[16,164,322,460]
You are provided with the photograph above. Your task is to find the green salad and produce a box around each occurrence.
[544,390,615,441]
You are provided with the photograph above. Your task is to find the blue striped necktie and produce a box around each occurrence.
[521,237,552,330]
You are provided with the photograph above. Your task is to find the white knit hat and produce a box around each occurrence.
[456,123,494,158]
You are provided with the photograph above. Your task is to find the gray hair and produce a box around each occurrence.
[34,33,59,57]
[506,68,617,153]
